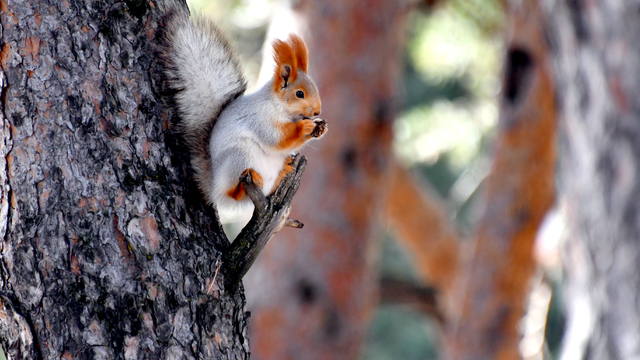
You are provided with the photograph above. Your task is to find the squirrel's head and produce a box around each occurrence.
[272,34,322,121]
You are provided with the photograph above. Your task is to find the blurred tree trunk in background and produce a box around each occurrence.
[445,2,557,359]
[244,1,405,359]
[0,1,249,358]
[541,1,640,359]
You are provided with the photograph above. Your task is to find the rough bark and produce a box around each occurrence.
[445,2,557,359]
[540,0,640,358]
[243,1,407,359]
[0,0,293,358]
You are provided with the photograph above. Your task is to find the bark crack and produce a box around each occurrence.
[0,67,13,291]
[0,293,37,360]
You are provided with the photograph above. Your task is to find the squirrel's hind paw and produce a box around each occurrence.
[241,168,264,189]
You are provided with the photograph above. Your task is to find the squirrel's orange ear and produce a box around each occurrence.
[272,38,297,91]
[288,34,308,73]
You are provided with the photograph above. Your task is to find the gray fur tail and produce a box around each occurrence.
[158,2,247,203]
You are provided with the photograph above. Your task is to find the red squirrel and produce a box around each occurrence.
[160,4,327,223]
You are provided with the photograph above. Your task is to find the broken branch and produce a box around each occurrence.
[222,155,307,289]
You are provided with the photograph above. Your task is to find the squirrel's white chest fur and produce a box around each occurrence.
[208,86,292,223]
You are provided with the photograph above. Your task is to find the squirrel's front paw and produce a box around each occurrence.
[300,119,316,136]
[310,119,327,138]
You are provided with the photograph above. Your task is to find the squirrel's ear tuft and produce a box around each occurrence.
[288,34,308,73]
[273,38,297,91]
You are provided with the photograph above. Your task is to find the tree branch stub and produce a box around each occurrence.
[379,278,443,323]
[222,154,307,289]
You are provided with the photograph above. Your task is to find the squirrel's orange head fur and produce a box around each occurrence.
[272,34,321,120]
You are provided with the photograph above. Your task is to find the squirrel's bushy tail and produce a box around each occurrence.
[158,2,247,203]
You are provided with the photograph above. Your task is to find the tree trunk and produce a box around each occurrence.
[445,2,557,359]
[541,0,640,359]
[0,1,250,358]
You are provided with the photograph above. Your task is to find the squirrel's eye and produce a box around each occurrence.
[295,90,304,99]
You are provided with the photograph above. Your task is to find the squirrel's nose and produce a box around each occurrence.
[314,111,321,116]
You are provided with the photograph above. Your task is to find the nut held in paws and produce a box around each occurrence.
[310,119,327,138]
